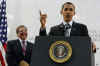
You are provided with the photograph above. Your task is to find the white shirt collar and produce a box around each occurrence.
[18,38,27,47]
[63,20,73,26]
[18,38,27,43]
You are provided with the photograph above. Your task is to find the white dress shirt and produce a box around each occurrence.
[18,38,27,48]
[62,20,73,37]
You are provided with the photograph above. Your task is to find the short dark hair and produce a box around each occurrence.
[16,25,27,34]
[62,2,75,10]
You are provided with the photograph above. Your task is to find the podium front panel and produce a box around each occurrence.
[30,36,93,66]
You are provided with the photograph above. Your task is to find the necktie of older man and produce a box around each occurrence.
[22,40,26,56]
[64,24,71,37]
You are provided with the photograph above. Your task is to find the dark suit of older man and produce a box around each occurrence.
[6,39,33,66]
[6,25,33,66]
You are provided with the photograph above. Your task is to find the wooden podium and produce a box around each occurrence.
[30,36,94,66]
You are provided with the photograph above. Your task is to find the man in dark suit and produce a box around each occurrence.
[39,2,96,52]
[6,25,33,66]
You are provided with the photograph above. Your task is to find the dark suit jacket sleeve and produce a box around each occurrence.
[39,27,55,36]
[6,41,18,66]
[39,28,47,36]
[25,42,33,64]
[48,27,56,36]
[6,40,34,66]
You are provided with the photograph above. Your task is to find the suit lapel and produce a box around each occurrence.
[59,23,65,29]
[25,41,28,54]
[16,39,22,52]
[25,41,30,57]
[58,23,65,35]
[17,40,29,57]
[70,21,77,36]
[59,22,78,36]
[16,39,24,56]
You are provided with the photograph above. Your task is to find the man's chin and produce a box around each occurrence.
[20,37,26,40]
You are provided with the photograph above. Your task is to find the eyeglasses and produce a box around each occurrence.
[18,30,27,33]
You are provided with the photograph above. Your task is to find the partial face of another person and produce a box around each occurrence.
[17,27,27,40]
[61,3,75,22]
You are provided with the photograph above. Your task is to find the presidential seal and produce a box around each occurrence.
[49,41,72,63]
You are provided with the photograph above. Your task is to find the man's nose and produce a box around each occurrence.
[66,10,71,13]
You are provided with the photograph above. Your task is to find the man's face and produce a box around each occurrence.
[17,27,27,40]
[61,4,75,22]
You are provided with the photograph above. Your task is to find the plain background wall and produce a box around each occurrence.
[7,0,100,66]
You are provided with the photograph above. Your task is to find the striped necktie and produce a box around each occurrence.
[64,24,71,37]
[22,40,26,55]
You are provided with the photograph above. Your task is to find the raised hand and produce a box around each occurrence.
[40,10,47,28]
